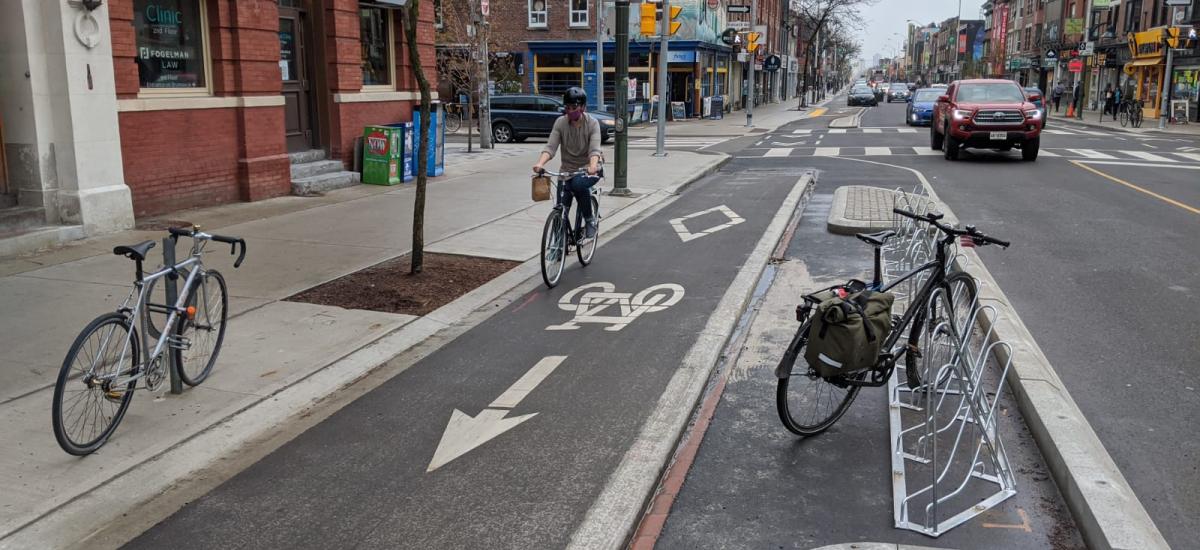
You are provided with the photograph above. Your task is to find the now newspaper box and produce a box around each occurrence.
[361,123,413,185]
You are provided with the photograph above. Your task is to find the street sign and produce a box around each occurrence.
[729,20,749,30]
[1166,0,1189,5]
[1068,59,1083,72]
[763,55,781,72]
[726,4,750,13]
[1080,41,1094,56]
[1045,49,1057,59]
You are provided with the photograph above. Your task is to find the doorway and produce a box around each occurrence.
[280,2,317,152]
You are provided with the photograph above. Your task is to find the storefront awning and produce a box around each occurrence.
[1124,56,1163,75]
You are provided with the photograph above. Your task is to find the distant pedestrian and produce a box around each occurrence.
[1052,81,1064,112]
[1073,83,1082,116]
[1103,84,1115,119]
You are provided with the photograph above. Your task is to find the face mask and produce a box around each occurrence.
[567,109,583,122]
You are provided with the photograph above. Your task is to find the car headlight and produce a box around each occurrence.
[1023,108,1041,119]
[602,118,615,126]
[952,109,972,120]
[912,113,918,120]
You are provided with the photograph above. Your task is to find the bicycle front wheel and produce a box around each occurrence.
[52,313,139,456]
[175,269,228,386]
[577,197,599,266]
[1119,109,1129,127]
[540,211,567,288]
[776,321,864,436]
[445,112,462,133]
[1132,108,1143,128]
[904,271,976,389]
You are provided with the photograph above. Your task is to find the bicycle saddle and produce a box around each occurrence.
[855,230,896,246]
[113,240,156,262]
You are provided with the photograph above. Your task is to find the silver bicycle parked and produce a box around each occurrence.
[51,226,246,456]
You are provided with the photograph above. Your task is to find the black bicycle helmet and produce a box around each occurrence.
[563,87,587,107]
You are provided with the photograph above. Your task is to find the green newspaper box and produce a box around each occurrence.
[362,124,405,185]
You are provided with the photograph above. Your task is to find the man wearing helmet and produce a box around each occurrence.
[532,87,603,243]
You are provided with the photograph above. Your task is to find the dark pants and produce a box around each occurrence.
[1053,96,1062,112]
[559,173,601,231]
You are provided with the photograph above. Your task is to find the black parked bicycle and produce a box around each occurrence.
[775,208,1009,436]
[537,168,603,288]
[1118,98,1143,128]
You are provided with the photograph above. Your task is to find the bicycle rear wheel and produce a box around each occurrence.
[540,210,567,288]
[577,196,599,266]
[52,313,139,456]
[175,269,228,386]
[776,321,865,436]
[1132,108,1143,128]
[904,271,976,389]
[445,112,462,133]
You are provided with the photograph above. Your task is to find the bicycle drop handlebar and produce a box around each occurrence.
[168,226,248,268]
[892,208,1011,248]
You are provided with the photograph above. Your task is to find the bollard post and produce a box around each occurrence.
[162,237,183,395]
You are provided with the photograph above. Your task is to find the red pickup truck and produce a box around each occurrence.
[930,79,1043,161]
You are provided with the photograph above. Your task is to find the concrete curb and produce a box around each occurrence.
[566,172,817,550]
[0,154,731,550]
[830,157,1169,550]
[810,544,954,550]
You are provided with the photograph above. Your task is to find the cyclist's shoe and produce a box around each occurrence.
[583,218,598,241]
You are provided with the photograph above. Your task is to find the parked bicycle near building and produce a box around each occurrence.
[51,226,246,455]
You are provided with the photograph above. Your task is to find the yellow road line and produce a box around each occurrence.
[805,108,828,118]
[1070,160,1200,215]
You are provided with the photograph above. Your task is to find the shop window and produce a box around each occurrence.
[529,0,547,28]
[570,0,589,27]
[537,53,581,68]
[537,73,582,97]
[133,0,211,92]
[360,6,394,88]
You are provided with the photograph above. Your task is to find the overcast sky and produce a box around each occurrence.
[855,0,988,64]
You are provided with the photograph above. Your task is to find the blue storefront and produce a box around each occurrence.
[526,39,732,119]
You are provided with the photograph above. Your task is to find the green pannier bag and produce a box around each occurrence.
[804,290,895,378]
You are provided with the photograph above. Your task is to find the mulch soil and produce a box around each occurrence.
[287,252,520,316]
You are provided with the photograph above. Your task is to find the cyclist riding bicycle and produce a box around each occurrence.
[532,87,603,243]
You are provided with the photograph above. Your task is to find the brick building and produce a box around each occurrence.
[1,0,437,250]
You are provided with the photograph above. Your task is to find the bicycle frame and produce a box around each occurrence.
[93,249,206,388]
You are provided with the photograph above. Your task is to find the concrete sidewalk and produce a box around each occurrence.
[1047,107,1200,136]
[0,141,729,547]
[626,96,835,138]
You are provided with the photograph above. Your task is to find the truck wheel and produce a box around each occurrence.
[1022,137,1039,161]
[930,124,943,150]
[943,128,960,160]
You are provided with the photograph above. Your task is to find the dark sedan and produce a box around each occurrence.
[848,85,878,106]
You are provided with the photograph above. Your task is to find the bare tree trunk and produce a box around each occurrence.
[405,1,432,275]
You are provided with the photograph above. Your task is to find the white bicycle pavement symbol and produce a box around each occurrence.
[546,282,685,332]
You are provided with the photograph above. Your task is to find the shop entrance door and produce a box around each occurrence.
[280,3,317,152]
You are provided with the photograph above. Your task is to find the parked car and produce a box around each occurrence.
[887,86,911,102]
[930,79,1043,161]
[905,88,941,126]
[848,85,878,106]
[489,94,614,144]
[1024,86,1046,128]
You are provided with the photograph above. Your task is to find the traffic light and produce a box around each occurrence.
[1167,26,1197,49]
[745,32,761,53]
[666,5,682,36]
[640,2,656,35]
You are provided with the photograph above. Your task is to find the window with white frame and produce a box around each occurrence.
[133,0,211,92]
[529,0,547,28]
[570,0,589,27]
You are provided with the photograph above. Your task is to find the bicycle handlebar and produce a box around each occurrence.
[892,208,1010,248]
[536,167,605,179]
[168,227,248,268]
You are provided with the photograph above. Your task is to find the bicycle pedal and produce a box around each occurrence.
[103,389,126,403]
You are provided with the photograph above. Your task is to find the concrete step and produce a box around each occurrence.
[0,207,47,238]
[288,149,326,165]
[292,171,361,195]
[0,225,86,258]
[290,159,345,180]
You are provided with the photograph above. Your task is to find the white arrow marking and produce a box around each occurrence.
[427,355,567,472]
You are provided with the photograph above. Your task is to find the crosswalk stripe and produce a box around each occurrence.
[862,129,881,133]
[1066,149,1116,159]
[1039,149,1060,157]
[829,129,847,134]
[912,147,940,155]
[865,147,891,156]
[897,129,918,133]
[1042,129,1075,135]
[792,129,812,134]
[1173,152,1200,162]
[813,147,840,156]
[1123,151,1176,162]
[764,147,792,157]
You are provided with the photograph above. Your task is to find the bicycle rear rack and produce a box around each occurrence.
[884,187,1017,537]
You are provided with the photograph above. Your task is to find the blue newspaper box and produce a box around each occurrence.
[411,105,445,177]
[384,122,414,183]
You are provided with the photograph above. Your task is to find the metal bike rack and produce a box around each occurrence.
[883,190,1017,537]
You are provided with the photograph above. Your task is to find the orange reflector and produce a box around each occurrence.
[186,306,197,319]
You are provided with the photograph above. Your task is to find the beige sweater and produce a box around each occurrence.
[541,113,602,172]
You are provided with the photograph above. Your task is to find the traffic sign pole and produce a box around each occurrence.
[655,0,669,156]
[746,0,756,127]
[612,0,631,196]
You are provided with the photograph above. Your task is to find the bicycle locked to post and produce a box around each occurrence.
[535,167,604,288]
[775,207,1010,437]
[51,225,247,456]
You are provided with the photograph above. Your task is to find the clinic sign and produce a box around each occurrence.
[133,0,208,89]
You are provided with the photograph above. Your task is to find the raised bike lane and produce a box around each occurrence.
[122,163,811,548]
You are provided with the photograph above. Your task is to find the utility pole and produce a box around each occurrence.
[611,0,631,196]
[596,0,604,112]
[476,0,493,148]
[746,0,757,126]
[1078,0,1093,120]
[1158,8,1180,130]
[655,0,670,156]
